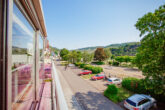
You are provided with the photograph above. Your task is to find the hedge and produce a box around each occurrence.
[91,66,103,73]
[80,63,88,68]
[112,61,119,66]
[84,65,103,74]
[75,63,103,74]
[92,61,105,65]
[122,77,145,93]
[105,84,118,95]
[74,62,83,66]
[109,61,112,65]
[84,65,93,70]
[104,85,119,103]
[122,77,165,102]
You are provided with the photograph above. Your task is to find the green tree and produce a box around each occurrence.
[63,54,70,61]
[115,56,124,65]
[66,51,82,63]
[82,51,93,63]
[76,51,82,62]
[135,5,165,95]
[104,48,112,60]
[60,48,69,60]
[94,48,106,61]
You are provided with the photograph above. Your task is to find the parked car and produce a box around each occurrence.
[68,64,75,67]
[107,78,122,85]
[79,70,92,75]
[124,94,156,110]
[91,74,105,80]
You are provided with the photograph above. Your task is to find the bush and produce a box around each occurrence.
[112,61,119,66]
[106,84,118,95]
[92,61,105,65]
[122,77,145,93]
[91,66,103,74]
[104,85,119,103]
[80,63,87,68]
[74,62,82,66]
[109,61,112,65]
[107,95,120,103]
[84,65,93,70]
[122,78,165,102]
[79,64,103,74]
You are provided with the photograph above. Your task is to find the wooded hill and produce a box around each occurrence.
[76,42,140,56]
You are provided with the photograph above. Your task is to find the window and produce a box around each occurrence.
[114,79,120,81]
[138,99,150,106]
[39,35,44,79]
[11,3,35,109]
[126,99,136,107]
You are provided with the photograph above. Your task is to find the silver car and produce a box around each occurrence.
[107,77,122,85]
[124,94,156,110]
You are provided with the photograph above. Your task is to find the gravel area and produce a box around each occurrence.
[99,65,145,79]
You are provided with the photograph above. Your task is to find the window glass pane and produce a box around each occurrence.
[126,99,136,107]
[12,3,34,109]
[39,35,44,79]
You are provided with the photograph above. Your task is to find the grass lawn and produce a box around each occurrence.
[80,74,97,79]
[104,86,133,103]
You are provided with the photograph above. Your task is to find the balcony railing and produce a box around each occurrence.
[51,59,68,110]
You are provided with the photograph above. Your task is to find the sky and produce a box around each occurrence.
[42,0,165,50]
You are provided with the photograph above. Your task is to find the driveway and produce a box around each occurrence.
[55,60,123,110]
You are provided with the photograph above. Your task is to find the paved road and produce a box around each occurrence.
[55,60,123,110]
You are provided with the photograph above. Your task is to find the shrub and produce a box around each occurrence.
[91,66,103,74]
[122,78,165,102]
[82,64,103,74]
[84,65,93,70]
[112,61,119,66]
[122,77,145,93]
[74,62,83,67]
[106,84,118,95]
[92,61,105,65]
[104,85,119,103]
[80,63,87,68]
[109,61,112,65]
[107,95,120,103]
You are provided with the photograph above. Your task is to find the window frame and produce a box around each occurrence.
[6,0,42,109]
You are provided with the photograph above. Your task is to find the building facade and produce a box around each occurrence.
[0,0,50,109]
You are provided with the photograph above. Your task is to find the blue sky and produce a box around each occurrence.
[42,0,165,50]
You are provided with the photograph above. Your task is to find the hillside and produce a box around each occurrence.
[110,42,140,56]
[76,46,103,52]
[76,42,140,56]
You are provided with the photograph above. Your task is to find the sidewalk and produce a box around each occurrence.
[56,67,83,110]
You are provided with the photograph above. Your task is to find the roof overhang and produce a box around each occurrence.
[16,0,47,37]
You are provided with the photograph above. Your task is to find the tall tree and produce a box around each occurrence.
[60,48,69,60]
[94,48,106,61]
[65,50,82,63]
[82,51,93,63]
[104,48,112,60]
[135,5,165,95]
